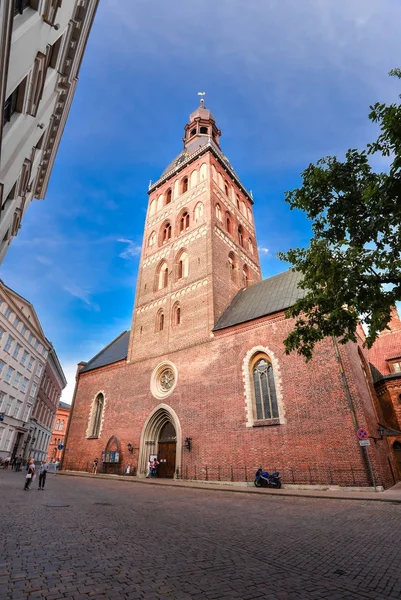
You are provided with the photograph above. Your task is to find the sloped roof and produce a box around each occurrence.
[58,401,71,410]
[214,270,305,331]
[80,330,130,373]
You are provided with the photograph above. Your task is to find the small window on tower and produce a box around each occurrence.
[190,128,196,137]
[162,223,172,244]
[238,225,244,247]
[243,264,250,287]
[236,195,240,210]
[200,126,208,134]
[215,204,222,221]
[165,189,172,205]
[228,252,236,281]
[248,238,254,255]
[224,183,229,197]
[226,213,232,235]
[182,177,189,194]
[180,211,190,233]
[172,302,181,326]
[156,310,164,332]
[177,250,189,279]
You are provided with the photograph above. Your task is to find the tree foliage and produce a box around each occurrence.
[279,69,401,361]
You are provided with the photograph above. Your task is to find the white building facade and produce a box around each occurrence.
[0,0,99,263]
[0,280,65,462]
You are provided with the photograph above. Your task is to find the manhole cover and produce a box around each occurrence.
[333,569,347,576]
[45,504,70,508]
[94,502,112,506]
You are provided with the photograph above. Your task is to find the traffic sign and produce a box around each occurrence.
[359,439,371,447]
[0,413,4,422]
[357,428,369,440]
[57,444,64,450]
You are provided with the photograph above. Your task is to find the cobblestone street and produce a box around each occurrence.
[0,470,400,600]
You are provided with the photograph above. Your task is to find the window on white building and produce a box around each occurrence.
[13,343,22,360]
[12,372,21,388]
[27,356,34,371]
[5,396,13,415]
[28,333,33,344]
[34,339,38,349]
[20,350,28,366]
[4,366,14,383]
[13,400,22,419]
[21,377,28,393]
[0,327,4,341]
[36,363,43,378]
[0,360,5,376]
[0,426,5,448]
[13,317,20,328]
[21,325,27,336]
[30,383,38,398]
[4,335,13,353]
[4,428,13,451]
[0,391,5,410]
[4,307,11,319]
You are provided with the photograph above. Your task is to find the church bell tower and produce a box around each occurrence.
[127,99,262,363]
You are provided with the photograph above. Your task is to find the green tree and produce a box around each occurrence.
[279,69,401,361]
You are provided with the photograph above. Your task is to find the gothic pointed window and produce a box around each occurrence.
[172,302,181,326]
[215,204,222,221]
[228,252,236,281]
[161,222,171,244]
[182,177,188,194]
[226,212,232,234]
[224,183,229,196]
[194,202,204,221]
[148,231,156,247]
[238,225,244,247]
[166,189,172,205]
[236,195,240,210]
[180,211,190,233]
[243,264,250,287]
[251,355,279,421]
[156,309,164,332]
[177,250,189,279]
[157,261,169,290]
[90,393,104,438]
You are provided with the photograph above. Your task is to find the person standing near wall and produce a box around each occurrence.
[38,461,48,491]
[24,458,35,491]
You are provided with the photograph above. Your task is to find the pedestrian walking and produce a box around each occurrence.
[151,457,159,477]
[146,459,151,478]
[93,458,98,474]
[4,456,10,469]
[24,458,35,491]
[38,461,48,490]
[15,455,22,472]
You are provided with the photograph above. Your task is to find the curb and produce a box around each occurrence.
[57,470,401,503]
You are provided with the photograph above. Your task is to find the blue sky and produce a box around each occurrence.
[2,0,401,402]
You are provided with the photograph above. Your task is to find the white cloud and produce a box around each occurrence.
[259,247,269,255]
[63,284,99,311]
[60,362,78,406]
[118,239,142,259]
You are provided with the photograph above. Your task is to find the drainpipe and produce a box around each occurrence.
[332,337,376,489]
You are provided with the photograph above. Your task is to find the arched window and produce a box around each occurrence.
[224,182,229,196]
[194,202,204,221]
[165,189,172,205]
[236,195,240,210]
[55,419,60,430]
[180,211,190,233]
[60,420,64,431]
[212,165,217,182]
[190,170,198,188]
[90,393,104,437]
[243,264,250,287]
[238,225,244,247]
[157,194,164,212]
[200,126,208,134]
[248,238,254,255]
[177,250,189,279]
[156,309,164,332]
[148,231,156,247]
[215,204,222,221]
[200,163,207,180]
[190,128,196,137]
[251,355,279,421]
[240,201,246,216]
[172,302,181,326]
[149,199,156,216]
[161,222,171,244]
[157,261,169,290]
[226,213,232,234]
[182,177,188,194]
[228,252,236,281]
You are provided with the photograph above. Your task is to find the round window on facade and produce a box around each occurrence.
[150,361,178,399]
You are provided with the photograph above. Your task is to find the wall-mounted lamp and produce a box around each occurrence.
[184,437,192,451]
[127,443,133,453]
[37,123,45,129]
[53,23,60,30]
[372,424,385,444]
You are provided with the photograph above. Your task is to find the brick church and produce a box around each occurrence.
[64,101,401,489]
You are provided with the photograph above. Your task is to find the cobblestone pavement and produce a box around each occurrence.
[0,470,400,600]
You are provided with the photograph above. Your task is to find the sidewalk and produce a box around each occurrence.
[58,470,401,503]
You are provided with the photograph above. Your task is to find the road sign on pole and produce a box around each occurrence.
[359,439,371,447]
[357,428,369,440]
[57,444,64,450]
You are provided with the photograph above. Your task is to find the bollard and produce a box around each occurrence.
[230,465,234,482]
[205,465,208,481]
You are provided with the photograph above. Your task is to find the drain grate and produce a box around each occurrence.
[94,502,113,506]
[333,569,347,576]
[45,503,70,508]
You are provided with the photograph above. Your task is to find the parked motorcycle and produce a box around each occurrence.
[254,467,281,488]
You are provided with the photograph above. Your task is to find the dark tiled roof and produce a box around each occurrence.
[58,401,71,410]
[80,331,130,373]
[213,270,305,331]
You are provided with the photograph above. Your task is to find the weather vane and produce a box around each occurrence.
[198,91,206,106]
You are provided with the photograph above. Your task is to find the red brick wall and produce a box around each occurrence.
[64,312,393,488]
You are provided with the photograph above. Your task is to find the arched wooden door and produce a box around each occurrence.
[157,422,176,478]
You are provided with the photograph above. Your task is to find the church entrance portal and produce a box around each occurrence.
[138,405,182,478]
[157,422,176,478]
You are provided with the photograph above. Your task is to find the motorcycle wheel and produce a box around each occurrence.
[275,481,282,489]
[254,478,262,488]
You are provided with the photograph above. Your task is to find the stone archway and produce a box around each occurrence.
[138,404,182,478]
